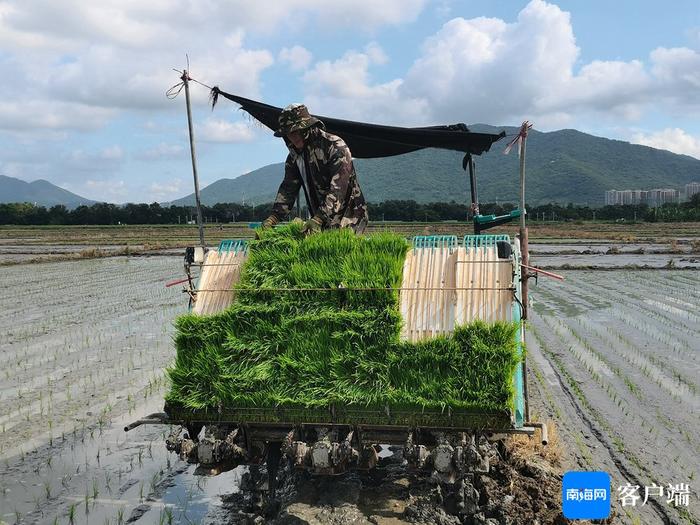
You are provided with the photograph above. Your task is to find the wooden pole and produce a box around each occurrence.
[181,70,206,249]
[518,123,530,321]
[517,122,531,423]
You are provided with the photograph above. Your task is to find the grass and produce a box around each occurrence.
[166,224,521,415]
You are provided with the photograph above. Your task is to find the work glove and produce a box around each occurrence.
[262,215,279,229]
[302,216,323,236]
[255,215,279,239]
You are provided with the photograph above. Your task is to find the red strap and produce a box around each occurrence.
[504,121,533,156]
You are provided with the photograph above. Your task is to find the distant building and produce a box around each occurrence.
[645,188,680,207]
[605,188,680,206]
[685,182,700,200]
[605,189,645,205]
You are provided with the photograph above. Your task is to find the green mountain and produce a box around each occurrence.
[0,175,95,208]
[173,127,700,206]
[171,163,282,207]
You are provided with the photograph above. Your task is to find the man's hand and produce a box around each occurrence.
[255,215,279,239]
[262,215,279,229]
[302,216,322,235]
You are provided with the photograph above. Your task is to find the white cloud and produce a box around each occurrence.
[0,142,128,192]
[149,178,184,201]
[303,0,590,125]
[632,128,700,160]
[301,0,700,129]
[41,39,274,112]
[304,51,379,99]
[215,0,427,31]
[137,142,185,161]
[39,147,127,185]
[0,1,428,57]
[197,118,256,143]
[63,147,123,166]
[400,0,591,124]
[649,46,700,109]
[302,45,428,124]
[364,42,388,65]
[279,46,312,72]
[0,0,425,118]
[1,3,277,123]
[60,178,129,202]
[0,161,41,181]
[0,100,115,133]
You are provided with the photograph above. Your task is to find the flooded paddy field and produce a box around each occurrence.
[0,256,192,524]
[0,239,698,524]
[527,270,700,524]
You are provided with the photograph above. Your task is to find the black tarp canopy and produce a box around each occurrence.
[211,87,505,159]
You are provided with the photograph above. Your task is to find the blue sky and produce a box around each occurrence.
[1,0,699,203]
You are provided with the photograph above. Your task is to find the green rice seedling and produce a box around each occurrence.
[166,226,521,417]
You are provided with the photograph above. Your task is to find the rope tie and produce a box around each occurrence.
[503,121,533,156]
[165,60,213,99]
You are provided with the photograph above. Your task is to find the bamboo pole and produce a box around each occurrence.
[516,121,532,423]
[518,123,530,321]
[181,70,206,249]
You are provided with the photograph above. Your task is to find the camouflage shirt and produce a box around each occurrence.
[271,127,368,233]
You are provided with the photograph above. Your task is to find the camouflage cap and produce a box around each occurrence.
[274,103,323,137]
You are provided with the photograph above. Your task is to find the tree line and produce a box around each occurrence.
[1,196,699,225]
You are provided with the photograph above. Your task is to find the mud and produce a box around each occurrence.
[0,245,182,265]
[529,242,696,255]
[532,253,700,269]
[197,442,567,525]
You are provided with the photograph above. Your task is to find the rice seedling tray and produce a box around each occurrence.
[163,400,514,430]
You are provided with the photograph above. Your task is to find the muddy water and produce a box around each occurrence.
[0,246,182,264]
[530,242,693,254]
[532,252,700,269]
[528,270,700,524]
[2,254,699,524]
[0,256,204,524]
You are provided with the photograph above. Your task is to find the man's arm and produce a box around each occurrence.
[270,155,302,222]
[316,138,353,223]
